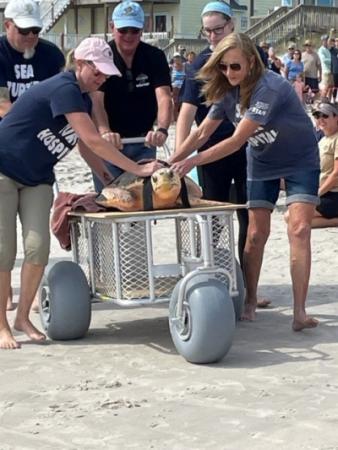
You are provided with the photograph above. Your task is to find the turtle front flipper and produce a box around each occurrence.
[96,187,136,211]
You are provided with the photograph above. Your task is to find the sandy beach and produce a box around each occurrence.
[2,127,338,450]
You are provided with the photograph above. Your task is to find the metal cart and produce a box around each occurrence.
[39,204,244,364]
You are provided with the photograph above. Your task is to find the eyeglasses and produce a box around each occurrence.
[218,62,242,72]
[84,61,109,79]
[312,111,329,119]
[116,27,141,35]
[294,52,301,55]
[15,25,41,36]
[201,22,229,36]
[126,69,134,93]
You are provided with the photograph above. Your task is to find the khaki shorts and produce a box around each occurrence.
[322,73,334,88]
[0,172,53,271]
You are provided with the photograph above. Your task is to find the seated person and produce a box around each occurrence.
[311,102,338,227]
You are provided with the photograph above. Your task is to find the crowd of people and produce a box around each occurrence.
[0,0,337,350]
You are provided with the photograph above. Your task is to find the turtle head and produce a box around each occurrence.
[151,167,181,200]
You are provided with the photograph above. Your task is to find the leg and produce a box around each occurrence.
[0,173,20,349]
[0,272,20,349]
[242,208,271,320]
[14,183,53,341]
[287,202,318,331]
[14,262,46,340]
[6,286,15,311]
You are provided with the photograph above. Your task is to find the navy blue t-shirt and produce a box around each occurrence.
[100,41,171,137]
[209,71,320,180]
[0,71,91,186]
[0,36,65,103]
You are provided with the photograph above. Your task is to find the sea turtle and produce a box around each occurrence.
[95,166,224,212]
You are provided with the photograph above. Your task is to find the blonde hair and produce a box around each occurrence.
[198,33,265,112]
[65,49,76,70]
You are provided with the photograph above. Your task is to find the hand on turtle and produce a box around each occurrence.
[137,160,163,177]
[101,131,123,150]
[145,129,167,148]
[171,158,195,178]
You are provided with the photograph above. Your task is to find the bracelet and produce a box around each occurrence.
[157,127,168,137]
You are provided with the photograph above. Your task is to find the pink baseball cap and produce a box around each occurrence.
[74,37,121,76]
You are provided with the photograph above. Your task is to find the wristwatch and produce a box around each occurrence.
[157,127,168,137]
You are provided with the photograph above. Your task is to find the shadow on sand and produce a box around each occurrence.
[40,283,338,369]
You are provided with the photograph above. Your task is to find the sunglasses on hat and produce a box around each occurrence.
[15,25,41,36]
[218,62,242,72]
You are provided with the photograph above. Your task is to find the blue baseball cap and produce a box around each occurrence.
[201,1,233,18]
[112,1,145,29]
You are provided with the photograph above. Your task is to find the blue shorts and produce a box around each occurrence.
[247,170,320,210]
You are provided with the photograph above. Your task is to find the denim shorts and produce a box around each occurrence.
[247,170,320,210]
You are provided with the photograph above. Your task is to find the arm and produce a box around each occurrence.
[0,87,12,117]
[171,117,259,177]
[319,158,338,196]
[170,115,222,164]
[175,102,198,151]
[145,85,172,147]
[66,112,161,177]
[90,91,111,135]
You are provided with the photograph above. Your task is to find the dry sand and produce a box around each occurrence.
[2,128,338,450]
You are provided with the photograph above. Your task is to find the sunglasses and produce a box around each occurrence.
[84,61,109,79]
[218,62,242,72]
[116,27,141,35]
[312,111,329,119]
[126,69,134,93]
[15,25,41,36]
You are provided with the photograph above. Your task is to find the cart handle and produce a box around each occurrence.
[121,137,171,161]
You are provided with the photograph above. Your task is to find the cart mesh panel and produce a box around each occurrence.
[70,211,236,302]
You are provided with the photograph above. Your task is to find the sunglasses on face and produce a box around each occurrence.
[126,69,134,93]
[312,111,329,119]
[15,25,41,36]
[201,22,229,36]
[218,62,242,72]
[116,27,141,35]
[84,61,109,79]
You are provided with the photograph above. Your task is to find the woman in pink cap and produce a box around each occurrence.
[0,37,162,350]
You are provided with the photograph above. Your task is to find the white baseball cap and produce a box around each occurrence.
[5,0,43,29]
[74,37,121,76]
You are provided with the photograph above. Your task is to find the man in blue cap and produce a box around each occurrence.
[90,0,172,192]
[173,0,270,307]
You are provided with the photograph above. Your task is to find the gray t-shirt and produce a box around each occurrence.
[208,70,319,181]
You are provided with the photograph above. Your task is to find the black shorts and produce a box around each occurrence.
[334,74,338,88]
[316,191,338,218]
[305,77,319,91]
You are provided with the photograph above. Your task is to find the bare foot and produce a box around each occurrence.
[292,316,319,332]
[14,319,46,342]
[257,298,271,308]
[240,303,256,321]
[0,327,21,349]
